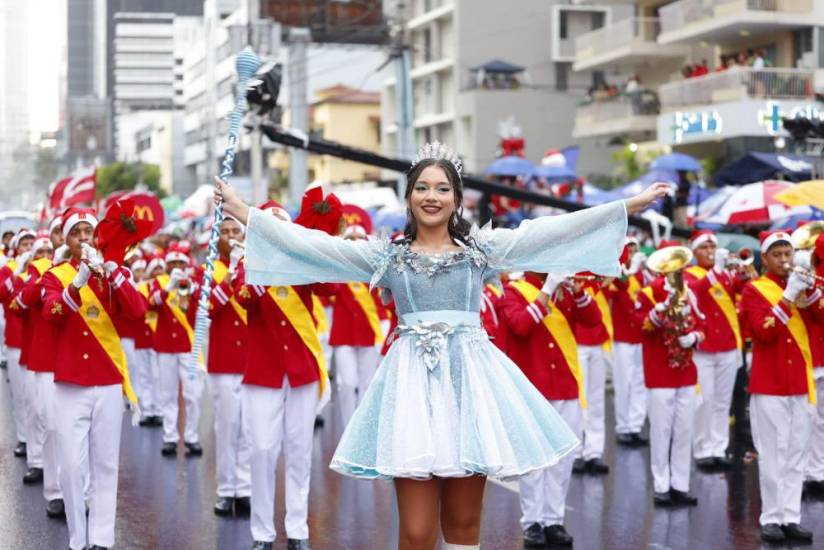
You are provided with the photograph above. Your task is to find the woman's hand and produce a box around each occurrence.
[214,177,251,225]
[625,182,671,216]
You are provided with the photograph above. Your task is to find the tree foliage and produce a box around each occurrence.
[96,162,166,198]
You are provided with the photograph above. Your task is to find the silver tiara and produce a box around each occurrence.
[412,141,463,175]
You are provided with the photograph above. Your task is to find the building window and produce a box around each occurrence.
[555,62,569,91]
[559,11,568,40]
[423,28,433,63]
[591,12,605,30]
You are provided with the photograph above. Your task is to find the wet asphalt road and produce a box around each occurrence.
[1,370,824,550]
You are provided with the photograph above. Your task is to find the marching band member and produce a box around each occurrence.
[500,272,600,547]
[683,230,745,470]
[572,272,613,475]
[233,198,334,550]
[480,277,505,350]
[149,242,203,457]
[635,243,703,507]
[0,228,36,458]
[41,208,147,550]
[206,216,251,517]
[13,231,62,516]
[804,231,824,496]
[136,253,165,426]
[607,237,650,446]
[741,230,818,543]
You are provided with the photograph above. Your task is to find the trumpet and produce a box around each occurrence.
[228,239,245,250]
[785,264,824,288]
[80,243,106,277]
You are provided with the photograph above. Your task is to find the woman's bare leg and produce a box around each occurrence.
[395,477,442,550]
[440,475,486,546]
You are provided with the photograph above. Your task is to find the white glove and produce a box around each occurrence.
[628,252,647,275]
[794,250,812,271]
[103,261,118,276]
[72,262,91,289]
[229,245,244,272]
[165,268,185,292]
[13,251,33,275]
[783,270,812,302]
[713,248,730,273]
[654,301,667,313]
[81,244,104,271]
[53,244,69,263]
[678,332,698,349]
[540,274,565,296]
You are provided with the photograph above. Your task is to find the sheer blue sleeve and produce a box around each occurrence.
[477,200,628,276]
[243,207,385,286]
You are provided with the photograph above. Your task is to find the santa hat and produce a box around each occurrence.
[343,225,367,240]
[146,253,166,273]
[32,237,53,254]
[541,149,566,167]
[689,230,717,250]
[625,236,640,247]
[131,259,147,272]
[657,239,681,250]
[222,215,246,233]
[164,242,190,264]
[11,229,36,252]
[48,216,63,234]
[62,208,98,238]
[259,200,292,222]
[814,233,824,277]
[759,230,793,254]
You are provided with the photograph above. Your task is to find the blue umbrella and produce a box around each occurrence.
[615,169,678,198]
[580,183,622,206]
[531,164,576,181]
[650,153,702,172]
[769,206,824,230]
[485,155,535,177]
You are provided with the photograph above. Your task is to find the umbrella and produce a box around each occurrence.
[531,164,576,181]
[769,205,824,230]
[702,180,794,225]
[650,153,702,172]
[484,155,534,177]
[615,169,678,198]
[715,233,760,253]
[775,180,824,211]
[373,208,406,232]
[714,152,814,186]
[580,183,623,206]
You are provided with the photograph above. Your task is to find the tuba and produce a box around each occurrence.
[791,221,824,287]
[646,246,696,368]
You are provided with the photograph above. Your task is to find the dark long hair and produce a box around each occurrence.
[402,158,473,245]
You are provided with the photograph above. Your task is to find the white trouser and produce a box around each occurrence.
[25,369,44,468]
[35,371,62,501]
[55,383,123,550]
[576,345,609,460]
[806,369,824,481]
[137,348,160,416]
[519,399,581,528]
[750,394,812,526]
[693,349,741,459]
[612,341,647,434]
[244,380,318,542]
[209,373,251,498]
[0,307,5,362]
[334,345,379,427]
[6,347,27,442]
[157,352,203,444]
[649,386,696,493]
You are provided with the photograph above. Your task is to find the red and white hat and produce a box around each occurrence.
[131,258,147,272]
[146,253,166,273]
[10,228,36,252]
[657,239,681,250]
[689,230,717,250]
[222,215,246,233]
[759,230,793,254]
[164,242,190,264]
[343,224,367,239]
[259,200,292,222]
[32,229,52,254]
[62,208,98,238]
[48,216,63,234]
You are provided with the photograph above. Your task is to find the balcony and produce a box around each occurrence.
[659,67,814,109]
[573,18,687,72]
[658,0,824,45]
[573,93,660,139]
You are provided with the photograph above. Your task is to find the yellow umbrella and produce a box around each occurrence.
[775,180,824,211]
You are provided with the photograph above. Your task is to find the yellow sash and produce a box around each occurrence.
[266,286,329,398]
[510,280,586,408]
[751,276,815,404]
[687,265,742,350]
[156,273,194,346]
[137,281,158,332]
[50,263,138,406]
[586,286,613,353]
[312,295,329,334]
[627,275,641,302]
[212,260,248,325]
[485,283,503,298]
[347,282,384,345]
[31,258,53,278]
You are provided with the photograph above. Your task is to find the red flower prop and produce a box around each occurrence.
[294,184,345,236]
[95,199,154,264]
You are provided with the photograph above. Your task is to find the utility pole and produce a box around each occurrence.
[390,3,415,198]
[286,27,311,206]
[205,0,218,181]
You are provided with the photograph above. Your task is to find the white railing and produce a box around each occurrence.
[660,0,814,35]
[659,67,814,107]
[576,17,661,62]
[577,93,660,121]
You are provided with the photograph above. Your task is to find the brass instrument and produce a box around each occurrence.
[791,221,824,251]
[80,243,106,277]
[646,246,695,368]
[726,248,758,279]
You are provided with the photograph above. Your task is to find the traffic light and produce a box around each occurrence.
[246,63,282,117]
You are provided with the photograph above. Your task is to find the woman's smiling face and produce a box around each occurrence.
[408,165,456,230]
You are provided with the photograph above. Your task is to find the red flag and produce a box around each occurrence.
[48,176,73,215]
[61,167,97,209]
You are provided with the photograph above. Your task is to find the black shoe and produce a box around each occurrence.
[781,523,813,542]
[544,524,573,546]
[314,415,325,429]
[138,417,153,427]
[805,479,824,499]
[161,442,177,457]
[23,467,43,484]
[89,546,108,550]
[585,457,609,475]
[287,539,311,550]
[695,457,716,470]
[572,458,585,474]
[234,496,251,517]
[522,522,546,547]
[714,455,733,469]
[653,491,672,506]
[46,498,65,519]
[670,489,698,506]
[630,432,649,447]
[616,433,635,446]
[13,442,26,458]
[150,415,164,427]
[760,523,785,542]
[214,497,234,516]
[184,442,203,457]
[251,542,273,550]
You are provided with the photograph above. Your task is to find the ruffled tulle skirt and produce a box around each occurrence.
[329,323,579,481]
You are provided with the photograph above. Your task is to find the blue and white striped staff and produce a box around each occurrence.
[191,46,262,371]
